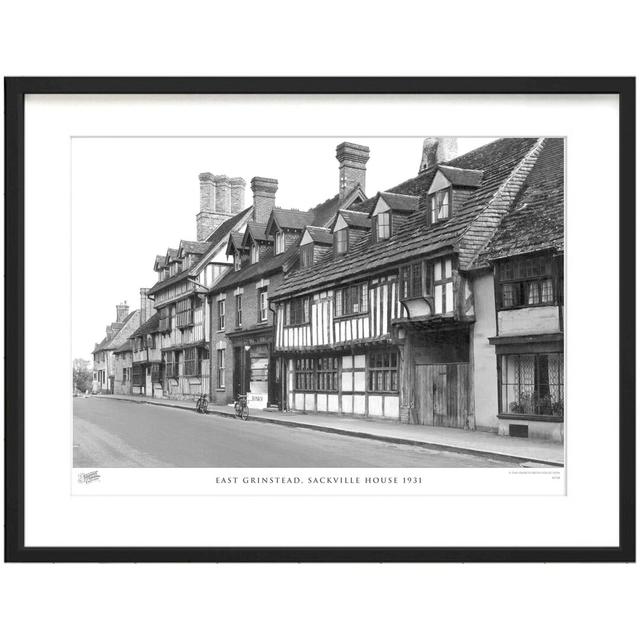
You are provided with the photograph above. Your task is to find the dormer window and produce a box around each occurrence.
[275,231,285,255]
[430,188,450,223]
[300,244,314,268]
[251,243,260,264]
[375,212,391,241]
[334,228,348,255]
[234,251,242,271]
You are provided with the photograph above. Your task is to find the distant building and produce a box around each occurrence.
[91,303,140,394]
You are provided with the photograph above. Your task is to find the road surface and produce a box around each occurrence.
[73,397,518,468]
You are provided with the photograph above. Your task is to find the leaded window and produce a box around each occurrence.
[368,350,398,392]
[286,297,310,326]
[430,188,450,223]
[375,212,391,240]
[499,352,564,417]
[497,256,557,309]
[335,283,368,317]
[334,228,348,255]
[293,357,315,391]
[183,347,199,377]
[317,357,339,391]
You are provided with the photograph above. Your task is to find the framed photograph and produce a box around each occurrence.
[5,77,635,562]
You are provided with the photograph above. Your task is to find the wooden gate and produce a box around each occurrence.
[415,363,472,428]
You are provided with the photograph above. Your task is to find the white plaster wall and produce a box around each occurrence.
[368,395,383,416]
[498,306,560,336]
[384,395,400,418]
[472,272,499,431]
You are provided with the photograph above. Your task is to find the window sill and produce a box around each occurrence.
[285,323,311,328]
[497,413,564,423]
[334,311,368,320]
[499,303,559,311]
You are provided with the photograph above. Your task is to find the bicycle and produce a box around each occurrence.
[195,393,208,414]
[234,393,249,420]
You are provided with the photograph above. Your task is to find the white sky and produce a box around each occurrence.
[72,136,495,362]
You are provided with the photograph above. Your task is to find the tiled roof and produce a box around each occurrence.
[271,208,315,231]
[245,222,270,243]
[438,166,484,188]
[308,194,341,228]
[166,248,179,262]
[149,207,251,296]
[147,267,192,295]
[226,231,246,255]
[211,244,299,292]
[154,254,166,269]
[92,336,110,354]
[306,226,333,245]
[378,192,420,212]
[130,311,160,338]
[272,137,540,299]
[103,310,139,350]
[114,339,133,354]
[481,138,564,261]
[332,210,372,230]
[180,240,210,255]
[204,206,252,244]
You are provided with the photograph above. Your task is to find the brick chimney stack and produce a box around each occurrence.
[336,142,370,201]
[116,301,129,323]
[419,137,458,174]
[139,288,153,325]
[251,177,278,224]
[197,173,246,242]
[230,177,246,213]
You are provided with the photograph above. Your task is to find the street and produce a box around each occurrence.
[73,397,518,468]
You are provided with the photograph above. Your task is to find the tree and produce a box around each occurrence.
[73,358,93,393]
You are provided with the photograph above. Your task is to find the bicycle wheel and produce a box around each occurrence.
[241,405,249,421]
[201,400,208,414]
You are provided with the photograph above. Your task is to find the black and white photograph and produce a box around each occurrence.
[74,135,565,471]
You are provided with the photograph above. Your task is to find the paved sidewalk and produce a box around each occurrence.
[95,393,565,466]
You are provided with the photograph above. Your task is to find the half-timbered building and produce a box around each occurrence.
[270,137,564,440]
[207,143,370,409]
[144,173,251,401]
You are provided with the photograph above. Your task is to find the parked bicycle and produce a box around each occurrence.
[195,393,208,414]
[234,393,249,420]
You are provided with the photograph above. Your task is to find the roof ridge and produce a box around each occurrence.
[461,137,546,269]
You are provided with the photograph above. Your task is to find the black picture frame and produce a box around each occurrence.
[4,76,635,563]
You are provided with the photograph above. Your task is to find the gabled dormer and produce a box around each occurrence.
[165,248,182,276]
[265,207,315,255]
[177,240,209,271]
[330,209,371,256]
[370,192,419,241]
[225,231,248,271]
[154,254,167,281]
[242,221,273,265]
[299,226,332,268]
[427,166,483,224]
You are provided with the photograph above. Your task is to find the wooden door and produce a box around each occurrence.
[415,363,471,428]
